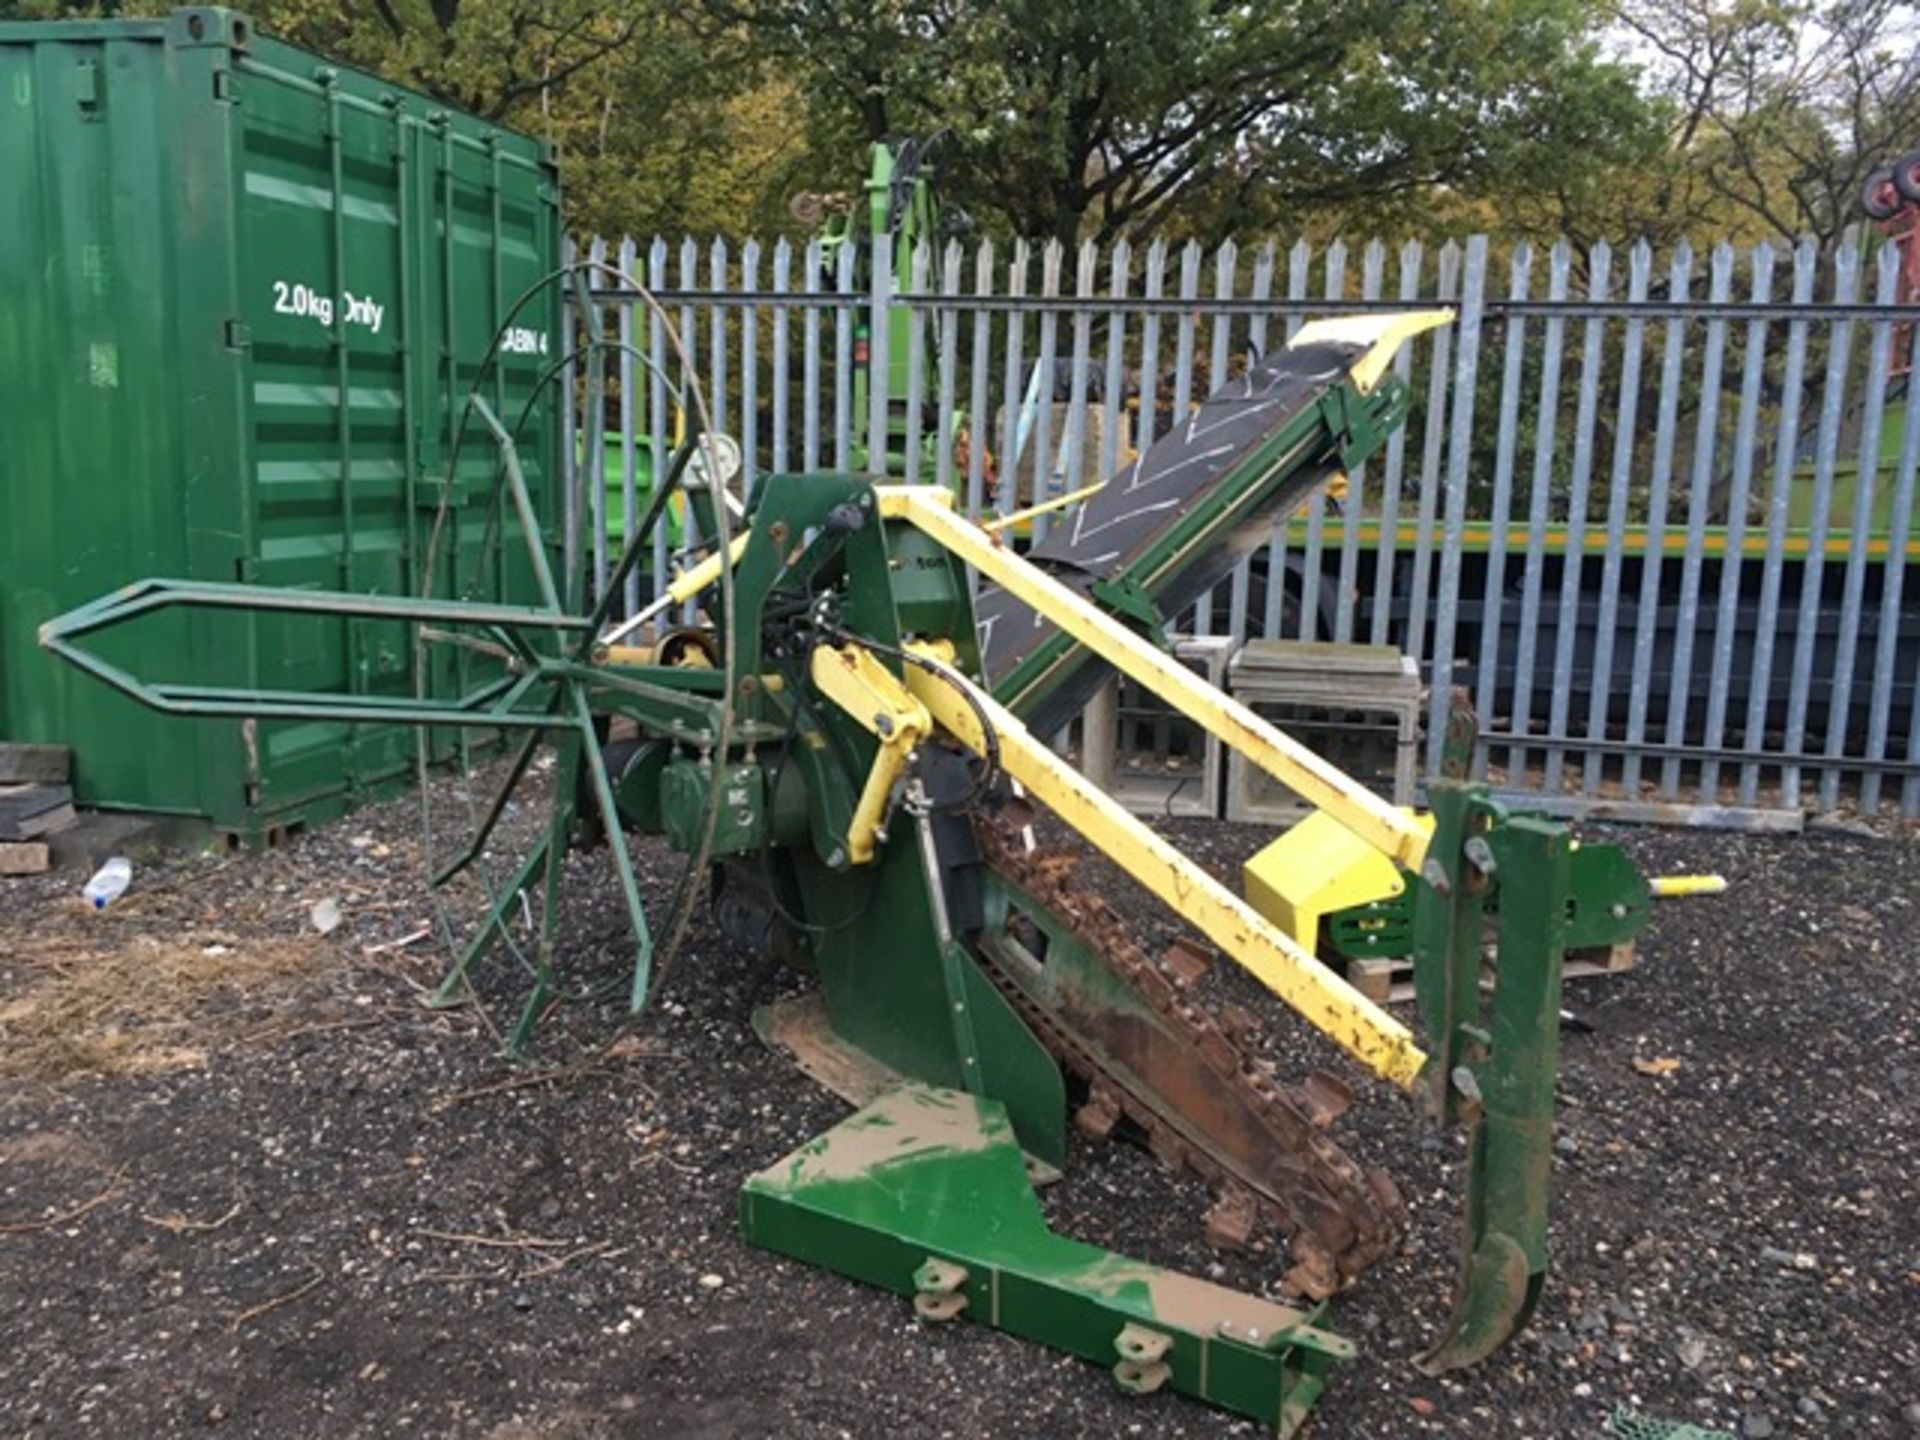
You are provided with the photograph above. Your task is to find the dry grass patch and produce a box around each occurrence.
[0,929,326,1083]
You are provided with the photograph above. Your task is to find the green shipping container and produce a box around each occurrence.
[0,8,565,840]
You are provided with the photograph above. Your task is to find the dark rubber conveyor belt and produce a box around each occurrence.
[977,338,1365,736]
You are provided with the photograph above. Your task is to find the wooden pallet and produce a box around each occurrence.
[0,744,70,785]
[0,841,51,876]
[1345,942,1636,1005]
[0,784,76,841]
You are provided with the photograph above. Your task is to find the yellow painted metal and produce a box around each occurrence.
[1287,310,1454,394]
[980,479,1108,535]
[901,641,1429,1091]
[600,644,657,666]
[668,532,752,605]
[1244,809,1435,955]
[876,486,1431,872]
[1649,874,1728,898]
[1285,514,1920,562]
[809,644,933,865]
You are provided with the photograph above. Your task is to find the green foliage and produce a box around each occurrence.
[700,0,1662,246]
[7,0,1915,248]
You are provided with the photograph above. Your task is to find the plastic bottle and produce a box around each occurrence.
[81,857,132,910]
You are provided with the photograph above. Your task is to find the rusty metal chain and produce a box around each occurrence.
[972,815,1407,1298]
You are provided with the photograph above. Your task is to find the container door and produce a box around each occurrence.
[228,38,561,817]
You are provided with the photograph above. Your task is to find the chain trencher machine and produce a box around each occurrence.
[45,304,1630,1432]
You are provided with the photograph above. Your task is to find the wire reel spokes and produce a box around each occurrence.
[416,677,653,1057]
[410,259,738,1056]
[410,369,655,1054]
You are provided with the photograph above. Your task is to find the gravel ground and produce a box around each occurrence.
[0,777,1915,1439]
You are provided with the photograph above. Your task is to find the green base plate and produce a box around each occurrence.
[739,1084,1351,1434]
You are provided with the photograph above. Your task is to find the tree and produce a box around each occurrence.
[692,0,1660,245]
[253,0,645,122]
[1610,0,1920,251]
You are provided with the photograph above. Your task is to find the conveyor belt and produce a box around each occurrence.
[978,339,1366,735]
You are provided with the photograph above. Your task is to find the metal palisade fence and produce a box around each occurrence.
[565,232,1920,820]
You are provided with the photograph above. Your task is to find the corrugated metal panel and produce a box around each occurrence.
[0,7,563,837]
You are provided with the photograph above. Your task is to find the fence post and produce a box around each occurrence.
[1335,241,1384,646]
[560,235,579,597]
[1369,240,1425,649]
[1506,240,1571,783]
[1741,239,1817,806]
[1865,269,1920,814]
[1699,243,1775,800]
[1622,243,1692,795]
[772,237,791,477]
[1659,243,1735,797]
[1471,242,1532,779]
[965,239,994,517]
[1820,240,1899,809]
[1780,242,1859,805]
[1582,241,1649,794]
[618,234,639,618]
[647,237,668,608]
[866,230,891,475]
[741,238,760,499]
[1543,242,1609,792]
[1426,234,1487,774]
[1405,241,1459,672]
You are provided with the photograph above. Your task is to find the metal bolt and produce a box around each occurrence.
[1611,903,1627,918]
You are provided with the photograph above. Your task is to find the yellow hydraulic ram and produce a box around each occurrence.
[899,640,1430,1091]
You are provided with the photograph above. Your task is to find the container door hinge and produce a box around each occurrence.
[223,319,251,350]
[233,556,259,583]
[212,68,237,103]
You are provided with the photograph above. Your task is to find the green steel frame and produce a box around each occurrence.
[741,1085,1352,1435]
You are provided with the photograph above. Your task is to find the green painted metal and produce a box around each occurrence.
[1322,839,1649,963]
[44,318,1573,1422]
[660,757,763,856]
[44,421,658,1049]
[714,472,1066,1169]
[740,1084,1351,1435]
[824,139,944,475]
[0,8,562,839]
[1412,781,1569,1372]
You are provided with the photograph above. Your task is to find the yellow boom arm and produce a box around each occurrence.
[876,485,1432,872]
[898,641,1429,1090]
